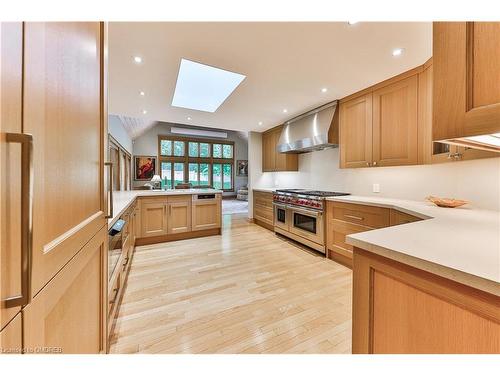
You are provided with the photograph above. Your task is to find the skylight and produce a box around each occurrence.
[171,59,246,113]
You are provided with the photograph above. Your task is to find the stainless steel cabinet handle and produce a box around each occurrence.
[344,214,364,221]
[105,162,113,218]
[4,133,33,308]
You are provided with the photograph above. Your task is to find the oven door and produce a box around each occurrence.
[289,206,324,245]
[273,203,289,231]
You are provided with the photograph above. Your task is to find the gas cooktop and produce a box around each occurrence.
[275,189,350,197]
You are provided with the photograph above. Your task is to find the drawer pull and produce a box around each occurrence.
[344,214,364,221]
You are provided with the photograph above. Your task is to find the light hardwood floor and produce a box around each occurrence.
[109,214,353,354]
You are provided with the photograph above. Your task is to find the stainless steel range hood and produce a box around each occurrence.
[277,101,338,154]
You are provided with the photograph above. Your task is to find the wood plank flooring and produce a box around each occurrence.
[109,214,353,354]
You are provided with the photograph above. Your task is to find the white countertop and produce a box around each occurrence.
[108,189,223,229]
[252,187,276,193]
[327,195,500,296]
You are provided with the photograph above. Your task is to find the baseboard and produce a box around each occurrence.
[135,228,221,246]
[253,218,274,231]
[327,249,353,269]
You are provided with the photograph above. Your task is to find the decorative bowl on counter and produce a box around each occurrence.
[426,196,469,208]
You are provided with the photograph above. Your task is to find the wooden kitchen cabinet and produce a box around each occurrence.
[353,247,500,353]
[433,22,500,143]
[326,201,390,268]
[0,312,22,354]
[140,199,168,238]
[192,195,221,231]
[390,209,422,226]
[1,22,107,354]
[23,226,106,354]
[262,126,298,172]
[253,190,274,230]
[339,93,373,168]
[372,75,419,166]
[167,196,192,234]
[1,22,23,334]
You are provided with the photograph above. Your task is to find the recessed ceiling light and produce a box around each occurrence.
[172,58,246,113]
[283,109,288,113]
[187,117,192,121]
[321,88,328,93]
[258,121,263,126]
[347,21,359,25]
[139,91,145,96]
[392,48,404,57]
[133,56,143,64]
[142,110,147,114]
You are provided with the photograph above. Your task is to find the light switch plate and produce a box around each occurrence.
[373,183,380,193]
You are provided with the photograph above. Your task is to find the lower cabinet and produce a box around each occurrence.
[352,248,500,353]
[23,226,106,354]
[326,201,422,268]
[0,312,22,354]
[252,190,274,230]
[140,200,168,238]
[192,195,221,231]
[168,196,192,234]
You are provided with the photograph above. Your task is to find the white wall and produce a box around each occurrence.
[108,115,133,153]
[133,122,248,194]
[248,136,500,212]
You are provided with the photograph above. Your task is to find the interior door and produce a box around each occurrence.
[340,93,373,168]
[23,22,106,296]
[372,75,418,167]
[1,22,24,332]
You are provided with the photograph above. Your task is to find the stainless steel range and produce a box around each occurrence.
[272,189,350,254]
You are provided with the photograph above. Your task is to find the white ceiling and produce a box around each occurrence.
[108,22,432,138]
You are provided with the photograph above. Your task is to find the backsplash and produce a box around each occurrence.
[254,147,500,210]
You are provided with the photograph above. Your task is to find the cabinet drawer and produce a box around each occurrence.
[328,219,373,251]
[253,191,273,208]
[330,202,390,228]
[390,209,423,226]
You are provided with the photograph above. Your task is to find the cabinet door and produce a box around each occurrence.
[141,200,168,237]
[373,75,418,167]
[262,131,275,172]
[1,22,23,330]
[23,23,106,296]
[192,200,221,231]
[168,200,191,234]
[23,226,106,354]
[433,22,500,140]
[340,94,373,168]
[0,312,22,354]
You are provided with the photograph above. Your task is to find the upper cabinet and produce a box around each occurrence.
[262,125,298,172]
[372,75,418,167]
[433,22,500,149]
[339,94,373,168]
[340,69,422,168]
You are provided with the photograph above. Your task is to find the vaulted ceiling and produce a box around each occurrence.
[108,22,432,139]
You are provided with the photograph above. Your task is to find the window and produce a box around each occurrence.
[158,135,234,191]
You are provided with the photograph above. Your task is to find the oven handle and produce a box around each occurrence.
[291,206,323,217]
[272,202,288,209]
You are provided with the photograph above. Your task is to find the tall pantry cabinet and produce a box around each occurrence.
[0,22,108,353]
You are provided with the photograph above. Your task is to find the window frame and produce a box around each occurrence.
[158,135,235,191]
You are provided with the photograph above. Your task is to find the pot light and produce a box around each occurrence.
[142,110,147,114]
[258,121,263,126]
[321,88,328,93]
[139,91,145,96]
[392,48,404,57]
[283,109,288,113]
[133,56,143,64]
[187,117,192,121]
[172,58,246,113]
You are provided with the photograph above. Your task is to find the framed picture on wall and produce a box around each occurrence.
[134,156,157,181]
[236,160,248,177]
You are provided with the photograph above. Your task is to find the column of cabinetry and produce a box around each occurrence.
[262,126,298,172]
[1,22,107,354]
